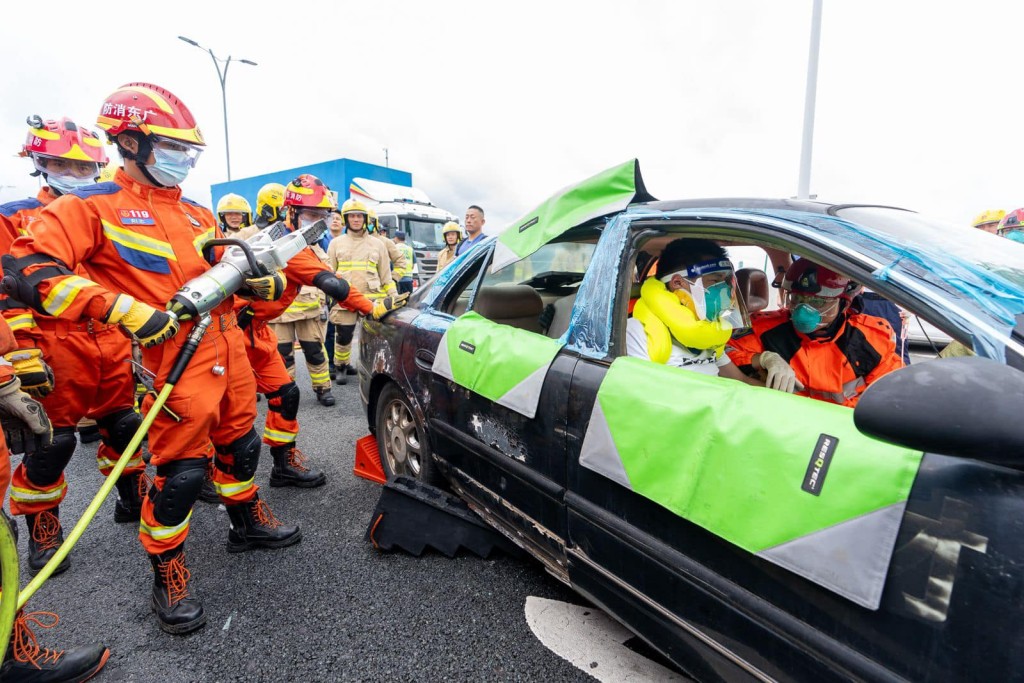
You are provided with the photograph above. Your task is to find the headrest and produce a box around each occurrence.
[474,285,544,320]
[735,268,769,313]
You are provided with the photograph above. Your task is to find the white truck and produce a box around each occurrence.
[349,178,458,282]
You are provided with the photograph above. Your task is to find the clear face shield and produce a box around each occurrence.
[662,258,751,329]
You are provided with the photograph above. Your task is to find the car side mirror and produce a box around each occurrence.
[854,356,1024,466]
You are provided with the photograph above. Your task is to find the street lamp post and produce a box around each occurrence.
[797,0,823,200]
[178,36,257,182]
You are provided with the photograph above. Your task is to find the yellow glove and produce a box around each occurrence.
[244,269,287,301]
[371,293,409,320]
[2,348,54,398]
[106,294,179,347]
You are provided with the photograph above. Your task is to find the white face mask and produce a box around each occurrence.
[145,137,203,187]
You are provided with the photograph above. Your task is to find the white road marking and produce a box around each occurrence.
[222,614,233,631]
[525,596,687,682]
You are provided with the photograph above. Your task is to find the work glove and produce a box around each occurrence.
[371,293,409,320]
[0,376,52,452]
[244,269,287,301]
[237,305,256,330]
[3,348,54,398]
[106,294,179,347]
[758,351,802,394]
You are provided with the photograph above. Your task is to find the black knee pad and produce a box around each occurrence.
[299,340,326,365]
[150,457,208,526]
[277,342,295,369]
[337,324,355,346]
[214,429,261,481]
[97,408,143,454]
[265,382,300,420]
[23,427,77,487]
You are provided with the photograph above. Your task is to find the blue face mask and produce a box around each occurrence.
[146,145,194,187]
[703,281,733,321]
[791,303,822,333]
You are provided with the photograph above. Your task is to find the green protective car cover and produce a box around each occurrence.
[431,312,564,419]
[490,158,655,274]
[579,357,924,609]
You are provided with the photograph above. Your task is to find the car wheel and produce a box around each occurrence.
[375,383,439,484]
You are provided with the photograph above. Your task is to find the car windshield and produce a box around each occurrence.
[402,219,446,250]
[833,206,1024,291]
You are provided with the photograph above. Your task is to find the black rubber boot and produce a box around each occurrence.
[345,364,357,376]
[225,496,301,552]
[149,546,206,635]
[314,386,335,407]
[2,610,110,682]
[113,472,149,524]
[328,364,337,380]
[24,510,69,577]
[334,364,349,385]
[196,465,219,504]
[269,446,326,488]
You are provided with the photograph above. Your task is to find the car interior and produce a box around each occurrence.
[433,228,971,366]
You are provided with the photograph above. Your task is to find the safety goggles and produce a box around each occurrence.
[296,208,332,223]
[151,135,203,168]
[785,292,841,313]
[32,154,100,179]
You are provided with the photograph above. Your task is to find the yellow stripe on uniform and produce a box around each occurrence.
[41,275,99,317]
[309,370,330,384]
[6,313,36,331]
[192,227,216,258]
[97,453,144,471]
[214,477,255,498]
[262,426,297,443]
[101,220,178,260]
[10,482,67,504]
[140,511,192,541]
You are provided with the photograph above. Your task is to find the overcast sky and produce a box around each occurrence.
[2,1,1021,231]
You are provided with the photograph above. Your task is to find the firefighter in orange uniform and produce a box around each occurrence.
[3,83,299,635]
[0,116,146,579]
[726,260,903,407]
[0,315,115,682]
[226,175,407,490]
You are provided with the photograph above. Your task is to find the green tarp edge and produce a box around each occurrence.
[595,357,923,552]
[434,312,563,416]
[492,159,652,273]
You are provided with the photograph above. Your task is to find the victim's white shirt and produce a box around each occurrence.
[625,317,733,376]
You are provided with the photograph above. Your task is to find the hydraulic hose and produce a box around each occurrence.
[16,315,212,612]
[0,515,19,655]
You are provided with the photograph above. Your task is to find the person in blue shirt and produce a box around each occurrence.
[456,205,487,256]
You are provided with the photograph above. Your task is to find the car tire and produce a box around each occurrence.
[375,382,440,485]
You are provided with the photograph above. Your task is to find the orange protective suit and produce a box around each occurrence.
[726,309,903,407]
[0,188,140,516]
[8,170,258,554]
[238,242,372,449]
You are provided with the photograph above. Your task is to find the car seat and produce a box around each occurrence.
[473,285,545,334]
[735,268,769,313]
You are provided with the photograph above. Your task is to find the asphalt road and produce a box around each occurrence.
[10,355,595,682]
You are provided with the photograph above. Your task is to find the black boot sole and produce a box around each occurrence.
[226,529,302,553]
[151,596,207,634]
[269,472,327,488]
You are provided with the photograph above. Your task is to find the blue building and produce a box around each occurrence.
[210,158,412,212]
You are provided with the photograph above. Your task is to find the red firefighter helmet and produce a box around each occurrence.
[997,208,1024,233]
[95,82,205,146]
[20,116,108,164]
[284,174,335,209]
[782,260,855,299]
